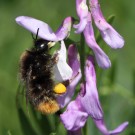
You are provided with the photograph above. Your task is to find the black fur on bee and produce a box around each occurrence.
[19,38,60,114]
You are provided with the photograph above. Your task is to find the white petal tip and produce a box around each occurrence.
[15,16,25,23]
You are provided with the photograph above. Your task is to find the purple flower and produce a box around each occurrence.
[16,16,72,42]
[83,12,111,69]
[74,0,124,69]
[60,56,128,134]
[74,0,88,33]
[89,0,124,49]
[60,56,103,131]
[16,16,73,81]
[57,44,82,108]
[94,119,128,135]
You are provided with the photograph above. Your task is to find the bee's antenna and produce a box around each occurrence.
[35,28,39,41]
[31,33,35,40]
[31,28,40,42]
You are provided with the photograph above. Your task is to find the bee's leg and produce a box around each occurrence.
[61,80,70,87]
[54,72,80,94]
[47,53,59,69]
[70,71,80,83]
[61,71,79,86]
[52,53,59,64]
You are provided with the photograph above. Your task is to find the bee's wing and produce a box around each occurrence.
[16,82,25,108]
[25,66,32,105]
[16,66,32,110]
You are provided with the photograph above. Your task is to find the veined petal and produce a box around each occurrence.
[57,69,81,108]
[68,44,80,77]
[54,41,73,82]
[60,100,88,131]
[61,56,103,132]
[55,17,73,40]
[74,0,88,33]
[94,119,128,135]
[99,24,125,49]
[83,13,111,69]
[92,45,111,69]
[57,45,81,108]
[79,56,103,119]
[15,16,58,41]
[90,1,124,48]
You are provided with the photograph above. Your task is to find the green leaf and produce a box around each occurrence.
[30,107,53,135]
[107,15,115,24]
[17,107,37,135]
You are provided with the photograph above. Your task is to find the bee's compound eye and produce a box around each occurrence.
[53,83,66,94]
[40,44,44,48]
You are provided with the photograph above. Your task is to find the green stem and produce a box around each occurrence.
[79,33,85,82]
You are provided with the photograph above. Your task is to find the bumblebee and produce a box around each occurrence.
[19,30,69,114]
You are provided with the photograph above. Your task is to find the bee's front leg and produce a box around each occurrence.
[52,53,59,64]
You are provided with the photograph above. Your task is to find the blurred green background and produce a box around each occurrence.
[0,0,135,135]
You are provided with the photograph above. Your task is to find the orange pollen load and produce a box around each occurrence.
[53,83,67,94]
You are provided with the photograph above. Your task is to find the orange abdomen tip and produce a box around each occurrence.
[37,100,60,114]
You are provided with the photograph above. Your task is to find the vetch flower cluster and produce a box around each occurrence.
[15,0,128,134]
[74,0,124,69]
[60,55,128,135]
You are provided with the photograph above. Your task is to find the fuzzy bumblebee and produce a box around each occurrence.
[20,38,68,114]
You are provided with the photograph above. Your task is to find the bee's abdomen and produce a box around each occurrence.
[20,51,58,113]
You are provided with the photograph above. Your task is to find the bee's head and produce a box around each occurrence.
[34,39,49,52]
[32,28,55,53]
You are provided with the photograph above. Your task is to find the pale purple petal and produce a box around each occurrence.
[74,0,88,33]
[90,1,124,48]
[94,119,108,135]
[53,41,73,82]
[109,122,129,134]
[79,56,103,119]
[68,129,82,135]
[68,44,80,77]
[55,17,72,40]
[15,16,58,41]
[57,70,81,108]
[83,13,111,69]
[57,45,81,108]
[61,56,103,132]
[92,45,111,69]
[89,0,98,9]
[94,119,128,135]
[99,25,125,49]
[60,100,88,131]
